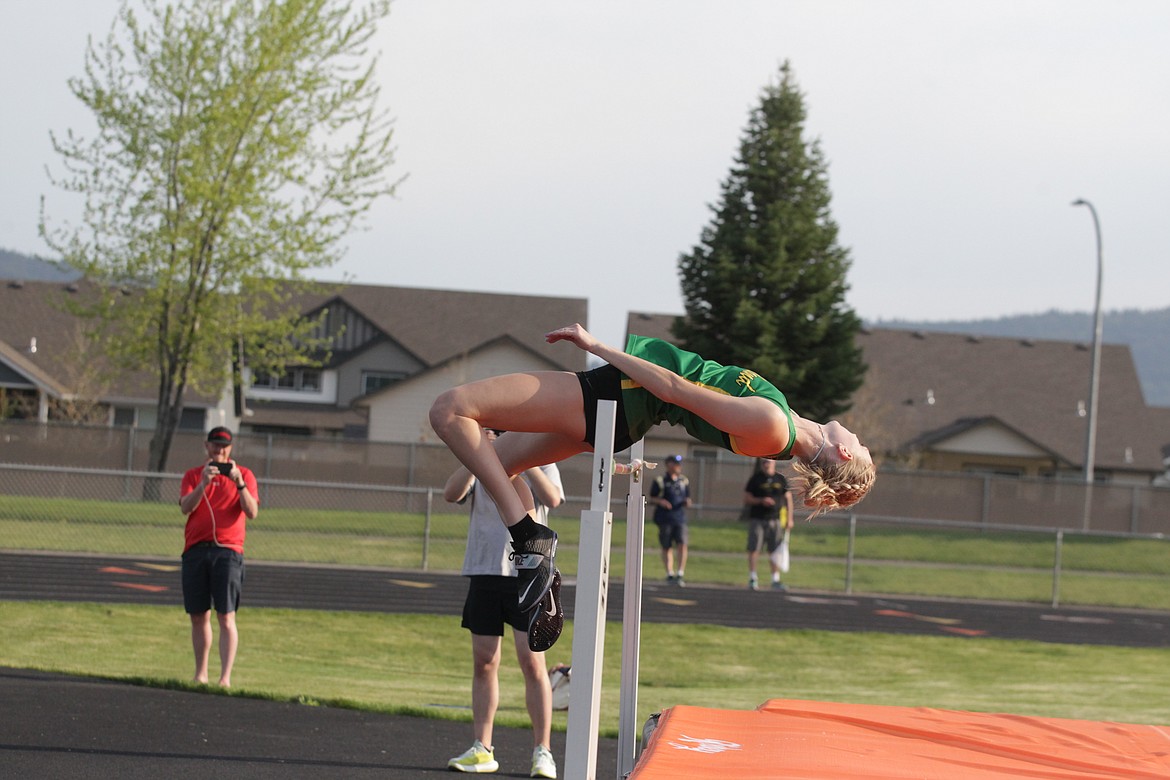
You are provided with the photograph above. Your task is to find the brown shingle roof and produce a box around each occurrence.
[626,311,1167,474]
[0,279,157,402]
[289,282,590,371]
[860,328,1161,472]
[1,279,589,408]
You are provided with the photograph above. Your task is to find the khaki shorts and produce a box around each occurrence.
[747,519,782,553]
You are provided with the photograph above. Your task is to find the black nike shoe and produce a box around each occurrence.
[511,524,558,613]
[527,569,564,653]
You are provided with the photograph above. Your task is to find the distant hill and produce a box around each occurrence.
[0,248,80,283]
[3,247,1167,406]
[873,309,1170,407]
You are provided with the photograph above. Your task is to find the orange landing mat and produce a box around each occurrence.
[629,699,1170,779]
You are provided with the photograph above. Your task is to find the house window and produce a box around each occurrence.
[962,463,1023,478]
[178,407,205,430]
[113,407,137,427]
[253,368,322,392]
[0,388,39,419]
[343,423,369,439]
[249,424,311,437]
[361,371,406,395]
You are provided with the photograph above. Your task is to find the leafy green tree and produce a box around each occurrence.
[40,0,400,472]
[675,62,864,421]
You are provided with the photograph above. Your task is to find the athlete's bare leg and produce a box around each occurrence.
[430,371,589,524]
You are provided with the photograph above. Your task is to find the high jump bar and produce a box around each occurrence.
[563,399,651,779]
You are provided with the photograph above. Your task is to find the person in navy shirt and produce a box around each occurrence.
[650,454,692,586]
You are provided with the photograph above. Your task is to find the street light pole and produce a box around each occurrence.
[1072,198,1103,530]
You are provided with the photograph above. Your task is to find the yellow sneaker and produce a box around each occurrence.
[530,744,557,778]
[448,740,498,773]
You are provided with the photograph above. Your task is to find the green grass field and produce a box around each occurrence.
[3,601,1168,738]
[4,490,1167,754]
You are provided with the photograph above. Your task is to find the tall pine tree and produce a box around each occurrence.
[675,62,864,421]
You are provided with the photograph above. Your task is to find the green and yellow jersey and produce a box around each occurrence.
[620,335,796,460]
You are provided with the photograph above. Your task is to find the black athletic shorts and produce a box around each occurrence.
[576,364,634,452]
[461,575,528,636]
[181,543,245,614]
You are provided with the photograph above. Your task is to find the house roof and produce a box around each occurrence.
[904,415,1072,466]
[0,279,158,402]
[288,282,590,372]
[626,311,1168,474]
[859,327,1162,472]
[0,278,589,413]
[0,337,66,396]
[626,311,680,345]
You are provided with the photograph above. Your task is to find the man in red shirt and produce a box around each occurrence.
[179,426,260,687]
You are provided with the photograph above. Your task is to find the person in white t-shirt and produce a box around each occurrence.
[443,428,564,778]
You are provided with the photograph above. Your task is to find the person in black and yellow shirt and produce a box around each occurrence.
[743,458,795,591]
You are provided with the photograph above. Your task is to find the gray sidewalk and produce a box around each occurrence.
[0,667,616,779]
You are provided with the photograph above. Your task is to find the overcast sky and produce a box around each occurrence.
[2,0,1167,350]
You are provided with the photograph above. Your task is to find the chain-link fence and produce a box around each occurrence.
[0,463,456,570]
[3,418,1169,532]
[3,462,1168,611]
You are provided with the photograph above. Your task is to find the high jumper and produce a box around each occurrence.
[429,323,875,645]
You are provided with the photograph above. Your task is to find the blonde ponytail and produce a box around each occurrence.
[792,457,875,519]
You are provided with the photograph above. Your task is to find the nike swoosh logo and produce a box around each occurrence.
[544,590,558,617]
[519,578,538,604]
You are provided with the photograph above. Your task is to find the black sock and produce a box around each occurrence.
[508,514,539,545]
